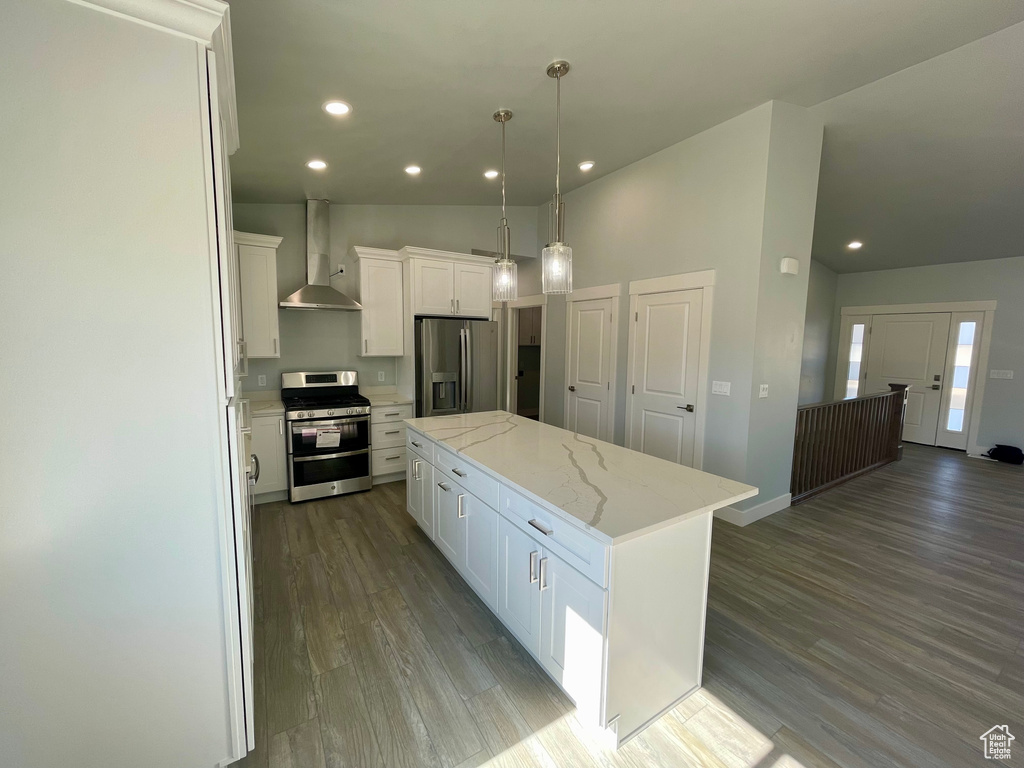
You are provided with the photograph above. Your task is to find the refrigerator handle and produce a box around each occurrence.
[465,324,473,412]
[458,327,467,413]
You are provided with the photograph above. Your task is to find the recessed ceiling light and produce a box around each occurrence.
[847,241,863,250]
[306,159,327,170]
[322,101,351,116]
[484,169,499,179]
[405,165,421,176]
[578,160,595,172]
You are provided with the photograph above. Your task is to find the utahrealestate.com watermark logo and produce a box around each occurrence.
[980,725,1015,760]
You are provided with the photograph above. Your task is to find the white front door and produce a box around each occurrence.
[864,313,951,445]
[628,289,703,466]
[566,298,613,440]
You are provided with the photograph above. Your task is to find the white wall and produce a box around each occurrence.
[1,1,233,765]
[232,203,538,390]
[826,256,1024,451]
[799,261,839,404]
[528,101,823,508]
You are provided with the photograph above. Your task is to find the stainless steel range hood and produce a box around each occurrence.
[279,199,362,311]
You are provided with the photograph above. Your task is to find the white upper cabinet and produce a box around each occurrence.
[402,247,493,318]
[412,258,456,315]
[454,263,493,317]
[353,247,404,356]
[235,232,283,358]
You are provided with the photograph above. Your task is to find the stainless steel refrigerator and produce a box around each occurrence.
[415,317,499,417]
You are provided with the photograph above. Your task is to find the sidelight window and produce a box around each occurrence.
[845,323,865,399]
[945,321,976,432]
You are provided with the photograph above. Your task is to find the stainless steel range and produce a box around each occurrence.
[282,371,372,502]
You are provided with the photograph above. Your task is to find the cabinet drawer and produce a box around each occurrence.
[407,430,433,461]
[371,404,413,423]
[372,446,407,476]
[434,445,499,510]
[500,486,609,588]
[372,421,406,449]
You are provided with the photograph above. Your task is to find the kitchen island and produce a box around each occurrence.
[403,410,756,745]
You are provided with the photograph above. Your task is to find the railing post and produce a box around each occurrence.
[888,383,910,461]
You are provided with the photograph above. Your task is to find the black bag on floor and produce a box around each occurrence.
[986,444,1024,465]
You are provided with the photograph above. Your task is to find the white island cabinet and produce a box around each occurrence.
[404,411,756,746]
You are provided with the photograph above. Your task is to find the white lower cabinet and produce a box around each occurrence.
[407,453,435,539]
[462,489,499,610]
[497,515,543,656]
[539,551,607,723]
[434,478,463,564]
[250,414,287,494]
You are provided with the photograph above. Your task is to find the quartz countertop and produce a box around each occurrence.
[367,393,413,407]
[405,411,757,544]
[251,399,285,416]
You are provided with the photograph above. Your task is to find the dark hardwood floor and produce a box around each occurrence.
[242,444,1022,767]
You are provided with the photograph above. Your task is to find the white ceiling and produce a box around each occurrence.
[810,22,1024,273]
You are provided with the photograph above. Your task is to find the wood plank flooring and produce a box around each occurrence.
[241,445,1022,768]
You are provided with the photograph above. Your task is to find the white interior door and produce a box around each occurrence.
[628,289,703,466]
[566,298,613,440]
[864,313,951,445]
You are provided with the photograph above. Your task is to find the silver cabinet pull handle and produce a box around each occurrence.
[364,339,368,353]
[279,418,283,435]
[385,455,401,460]
[539,557,549,591]
[413,459,420,480]
[411,440,422,448]
[384,411,401,416]
[452,468,467,478]
[438,482,451,492]
[457,494,465,518]
[385,430,400,435]
[529,551,538,584]
[250,453,260,484]
[456,298,460,313]
[528,519,554,536]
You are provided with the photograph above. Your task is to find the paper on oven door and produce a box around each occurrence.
[315,428,341,449]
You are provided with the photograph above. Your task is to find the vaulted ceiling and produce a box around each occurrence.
[228,1,1024,272]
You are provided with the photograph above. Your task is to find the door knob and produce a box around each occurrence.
[568,385,576,392]
[931,384,941,390]
[677,404,695,412]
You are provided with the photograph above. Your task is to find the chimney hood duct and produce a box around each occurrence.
[279,199,362,311]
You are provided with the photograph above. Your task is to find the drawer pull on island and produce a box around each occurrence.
[438,482,451,492]
[413,459,420,480]
[457,494,465,518]
[411,440,423,448]
[529,551,538,584]
[452,468,468,478]
[529,519,554,536]
[539,556,549,591]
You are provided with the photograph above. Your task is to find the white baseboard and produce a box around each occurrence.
[714,493,791,527]
[254,490,288,505]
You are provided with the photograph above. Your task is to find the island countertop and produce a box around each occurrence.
[405,410,757,544]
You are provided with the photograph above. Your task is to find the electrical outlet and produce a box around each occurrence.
[377,371,385,382]
[257,374,267,387]
[759,384,769,399]
[712,380,731,396]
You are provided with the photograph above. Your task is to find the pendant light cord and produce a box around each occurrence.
[555,74,561,197]
[501,119,507,219]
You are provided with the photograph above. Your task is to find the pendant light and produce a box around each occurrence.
[492,109,518,302]
[542,60,572,294]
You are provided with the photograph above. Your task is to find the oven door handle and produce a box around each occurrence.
[290,416,369,431]
[292,448,370,463]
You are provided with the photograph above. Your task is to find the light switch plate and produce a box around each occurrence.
[759,384,769,399]
[257,374,267,387]
[990,370,1014,379]
[712,380,731,396]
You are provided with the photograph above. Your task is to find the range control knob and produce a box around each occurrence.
[327,409,334,416]
[347,408,354,415]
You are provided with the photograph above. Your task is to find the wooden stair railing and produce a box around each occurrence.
[791,384,909,504]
